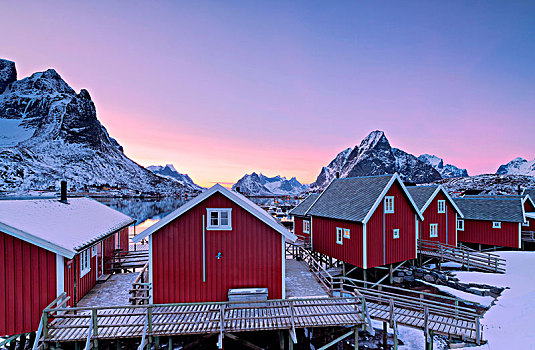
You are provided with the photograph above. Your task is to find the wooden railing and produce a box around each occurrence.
[105,249,149,272]
[285,243,484,344]
[418,239,506,273]
[39,296,364,349]
[129,261,151,305]
[521,231,535,242]
[32,292,70,350]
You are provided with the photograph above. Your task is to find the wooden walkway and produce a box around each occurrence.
[418,239,506,273]
[37,297,363,346]
[286,243,484,344]
[107,250,149,272]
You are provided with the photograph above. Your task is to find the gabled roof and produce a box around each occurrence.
[407,185,463,217]
[305,173,424,223]
[453,197,525,223]
[523,189,535,201]
[289,194,320,217]
[0,197,135,259]
[132,184,297,243]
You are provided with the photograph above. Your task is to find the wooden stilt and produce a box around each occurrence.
[168,337,173,350]
[116,340,121,350]
[279,331,284,350]
[389,264,393,284]
[154,336,160,350]
[74,342,80,350]
[288,330,294,350]
[28,332,36,350]
[354,327,359,349]
[363,269,367,288]
[383,322,388,350]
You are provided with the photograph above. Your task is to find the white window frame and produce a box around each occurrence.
[115,232,120,250]
[430,223,438,238]
[437,200,446,214]
[457,219,464,231]
[343,228,350,239]
[393,228,400,239]
[384,196,394,214]
[206,208,232,230]
[303,220,310,234]
[80,249,91,278]
[523,220,530,227]
[492,221,501,229]
[91,245,97,257]
[336,228,343,245]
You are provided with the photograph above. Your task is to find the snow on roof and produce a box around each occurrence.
[0,197,135,258]
[133,184,297,243]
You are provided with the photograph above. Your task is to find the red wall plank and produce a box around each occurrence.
[458,220,519,248]
[152,192,283,303]
[0,231,57,336]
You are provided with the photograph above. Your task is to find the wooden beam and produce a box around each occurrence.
[224,333,265,350]
[317,330,355,350]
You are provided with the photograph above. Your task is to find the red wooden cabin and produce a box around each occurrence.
[289,194,319,242]
[305,174,423,269]
[0,197,134,337]
[454,196,528,249]
[407,185,463,246]
[521,190,535,235]
[132,184,297,304]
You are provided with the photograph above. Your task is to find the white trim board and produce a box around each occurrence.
[133,184,297,243]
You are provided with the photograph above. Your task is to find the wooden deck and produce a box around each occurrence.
[418,239,506,273]
[38,297,363,345]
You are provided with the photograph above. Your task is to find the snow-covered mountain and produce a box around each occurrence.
[146,164,204,191]
[0,59,199,195]
[232,173,307,196]
[433,174,535,196]
[496,157,535,177]
[310,131,442,190]
[418,154,468,178]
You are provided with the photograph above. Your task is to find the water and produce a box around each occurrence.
[95,196,189,235]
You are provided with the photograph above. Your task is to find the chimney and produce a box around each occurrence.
[335,172,340,179]
[236,186,241,193]
[60,180,68,203]
[518,185,522,195]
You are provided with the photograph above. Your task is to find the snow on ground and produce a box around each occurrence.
[456,251,535,349]
[417,280,495,307]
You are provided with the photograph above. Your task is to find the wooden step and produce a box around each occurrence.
[97,274,112,283]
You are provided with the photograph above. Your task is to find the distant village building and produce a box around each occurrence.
[304,174,423,269]
[407,185,463,246]
[454,195,533,249]
[132,184,296,304]
[0,196,133,337]
[289,193,319,242]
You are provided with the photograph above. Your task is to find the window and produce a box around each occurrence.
[523,220,530,227]
[91,245,97,257]
[393,229,400,239]
[457,219,464,231]
[303,221,310,234]
[430,223,438,238]
[492,222,501,229]
[207,209,232,230]
[343,228,350,239]
[80,249,91,277]
[336,228,343,245]
[384,196,394,214]
[437,200,446,213]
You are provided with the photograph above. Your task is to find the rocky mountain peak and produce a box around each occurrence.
[0,59,16,94]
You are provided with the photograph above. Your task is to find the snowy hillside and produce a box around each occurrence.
[310,131,442,190]
[0,59,198,195]
[232,173,307,196]
[418,154,468,178]
[146,164,204,191]
[432,174,535,196]
[496,157,535,177]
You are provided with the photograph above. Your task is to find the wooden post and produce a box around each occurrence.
[116,340,121,350]
[154,336,159,350]
[279,331,284,349]
[288,331,294,350]
[383,322,388,350]
[354,327,358,349]
[29,332,36,349]
[426,329,434,350]
[389,264,393,284]
[363,269,367,288]
[92,309,98,337]
[74,342,80,350]
[43,311,49,339]
[168,337,173,350]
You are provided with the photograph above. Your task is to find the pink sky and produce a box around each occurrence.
[1,2,534,187]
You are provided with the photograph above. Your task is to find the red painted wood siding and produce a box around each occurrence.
[310,216,364,267]
[63,231,127,306]
[293,216,311,240]
[119,227,129,251]
[366,182,418,268]
[311,182,418,269]
[458,220,520,248]
[0,231,56,336]
[523,200,535,233]
[152,192,283,303]
[419,192,457,246]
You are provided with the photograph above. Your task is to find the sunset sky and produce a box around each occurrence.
[1,1,534,187]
